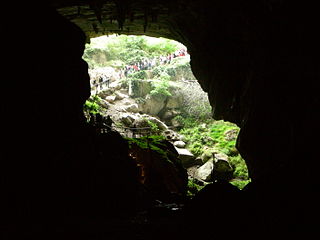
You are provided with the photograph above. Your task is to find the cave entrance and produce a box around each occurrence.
[82,34,249,200]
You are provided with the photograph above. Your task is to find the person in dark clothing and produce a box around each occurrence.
[106,77,110,88]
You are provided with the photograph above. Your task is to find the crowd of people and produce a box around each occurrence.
[123,48,188,77]
[89,47,189,91]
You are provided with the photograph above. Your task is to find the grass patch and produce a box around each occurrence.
[177,117,249,182]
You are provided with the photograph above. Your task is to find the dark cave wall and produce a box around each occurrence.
[168,1,320,184]
[171,1,320,229]
[2,5,93,222]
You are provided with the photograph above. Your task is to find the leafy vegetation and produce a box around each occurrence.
[83,35,184,68]
[127,135,165,148]
[83,95,102,115]
[150,80,171,97]
[145,118,160,133]
[126,135,171,163]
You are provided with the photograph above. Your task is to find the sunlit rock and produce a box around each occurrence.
[173,140,186,148]
[174,147,195,168]
[195,159,214,182]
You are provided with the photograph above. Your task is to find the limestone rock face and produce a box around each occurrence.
[166,95,183,109]
[140,94,166,116]
[131,80,153,97]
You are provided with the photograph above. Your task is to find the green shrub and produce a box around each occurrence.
[151,65,166,77]
[150,80,171,97]
[146,119,160,133]
[83,95,102,115]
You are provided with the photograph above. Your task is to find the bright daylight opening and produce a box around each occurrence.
[82,34,249,197]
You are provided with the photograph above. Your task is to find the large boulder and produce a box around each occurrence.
[166,94,183,109]
[140,94,167,116]
[174,147,196,168]
[134,115,168,131]
[199,147,220,163]
[195,159,214,182]
[131,79,153,97]
[195,153,233,182]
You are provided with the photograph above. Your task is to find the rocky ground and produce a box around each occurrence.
[89,73,238,185]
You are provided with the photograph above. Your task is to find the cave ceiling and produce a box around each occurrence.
[51,0,179,41]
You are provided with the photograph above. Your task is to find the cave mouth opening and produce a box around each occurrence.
[82,34,250,200]
[3,3,320,236]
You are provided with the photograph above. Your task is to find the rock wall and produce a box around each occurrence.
[169,1,320,231]
[2,4,94,225]
[168,1,320,183]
